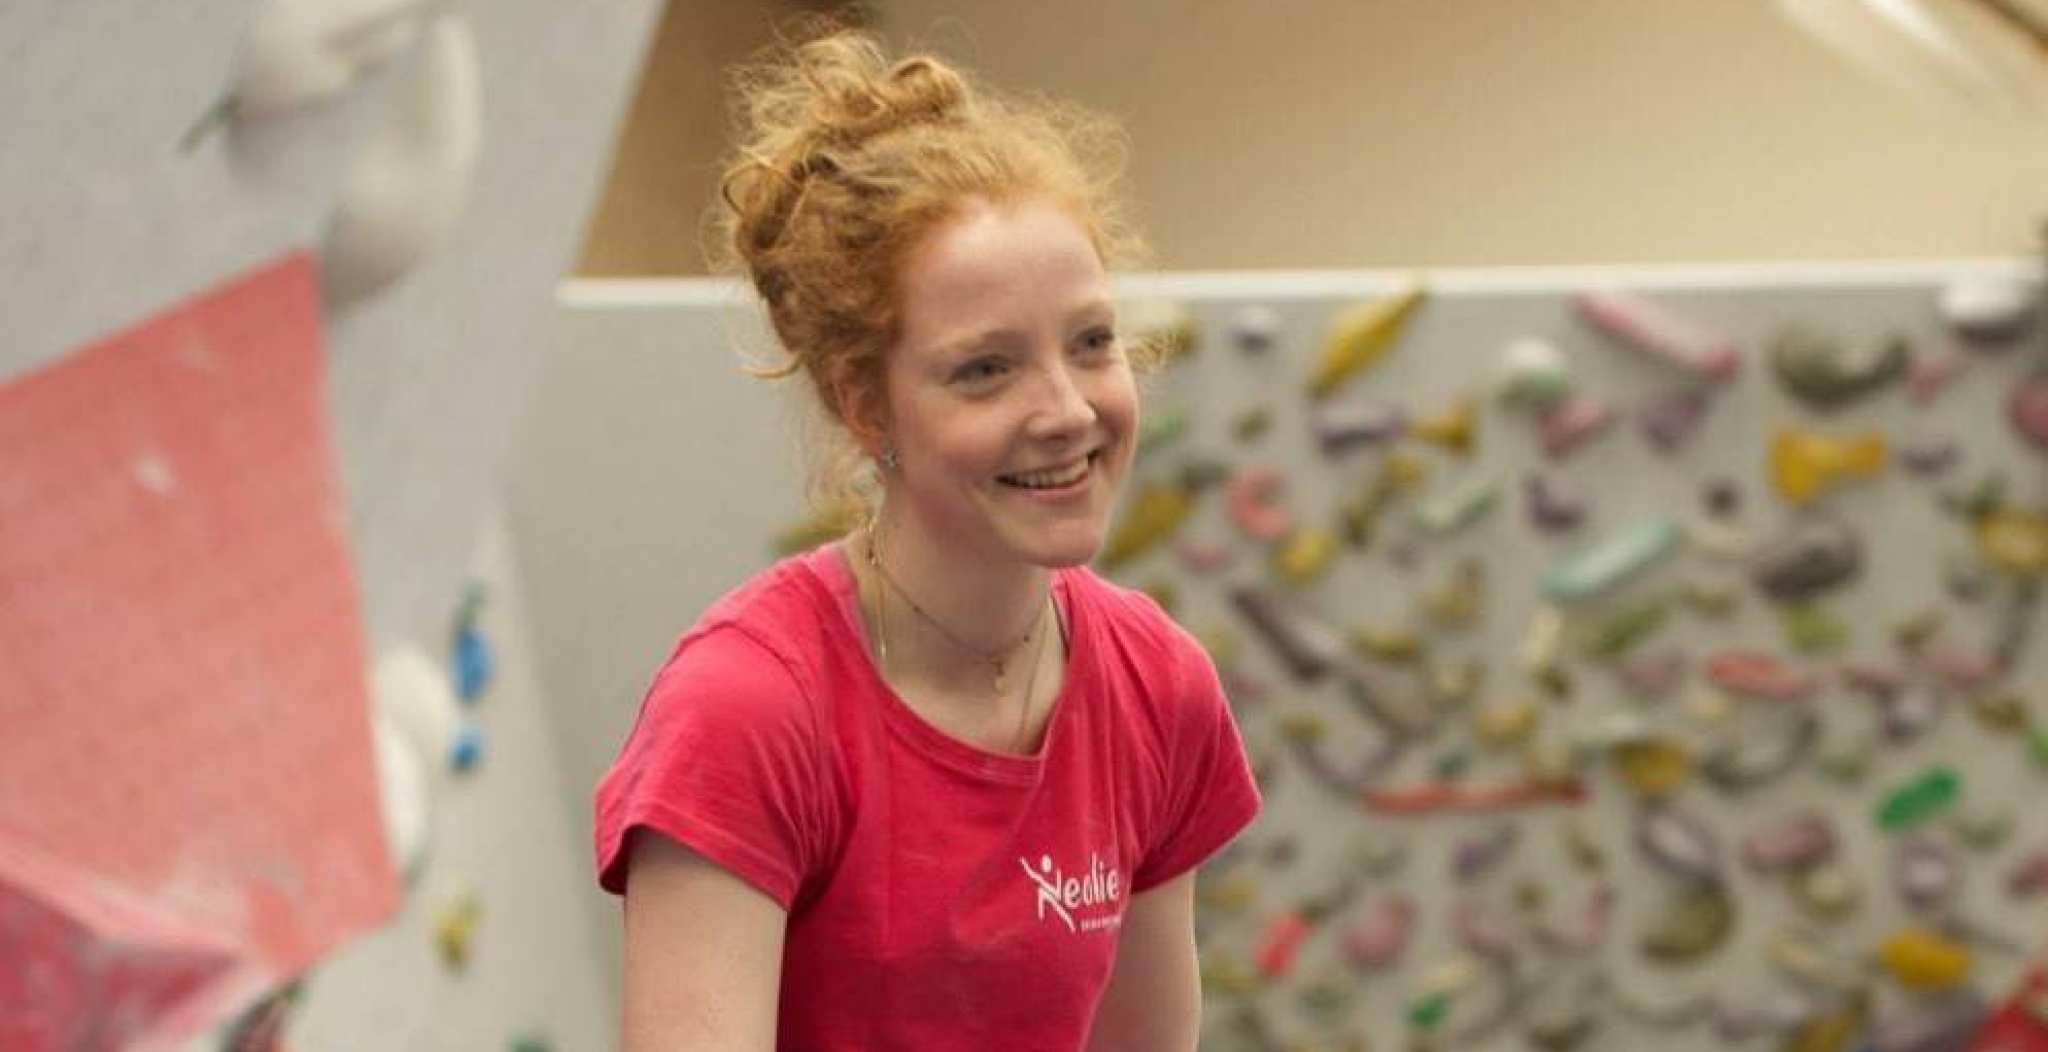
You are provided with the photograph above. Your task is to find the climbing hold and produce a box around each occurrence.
[1495,337,1572,409]
[1770,427,1886,505]
[1703,476,1741,517]
[1636,803,1723,885]
[1575,289,1741,380]
[1101,480,1193,568]
[1451,824,1520,882]
[1789,860,1863,922]
[1640,386,1712,453]
[1750,515,1862,603]
[1350,624,1425,663]
[1780,602,1850,654]
[1414,477,1498,535]
[1615,648,1686,700]
[1254,911,1311,978]
[1342,893,1418,971]
[1939,274,2040,344]
[1272,526,1340,585]
[2011,372,2048,450]
[1540,518,1680,602]
[1704,650,1818,701]
[1451,898,1518,963]
[1900,435,1961,476]
[1473,699,1541,749]
[1231,406,1272,443]
[1767,324,1908,409]
[1890,608,1945,652]
[1411,396,1477,454]
[1875,682,1950,744]
[450,722,484,773]
[1741,811,1837,873]
[1640,885,1736,963]
[1950,802,2014,851]
[1225,466,1293,540]
[1310,399,1405,455]
[1173,537,1235,575]
[1177,457,1231,494]
[1701,712,1819,793]
[1229,304,1281,353]
[1612,737,1692,797]
[1135,406,1188,459]
[1970,691,2031,734]
[1524,472,1588,532]
[1426,657,1485,708]
[451,582,492,703]
[1978,508,2048,577]
[1580,597,1670,659]
[1680,576,1739,617]
[1228,586,1347,682]
[1309,284,1426,399]
[1908,349,1968,406]
[1876,766,1962,832]
[1420,558,1484,628]
[1893,834,1960,913]
[2007,851,2048,899]
[1537,394,1617,459]
[1879,928,1972,990]
[435,888,482,971]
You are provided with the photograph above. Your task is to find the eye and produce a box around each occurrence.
[1077,327,1118,357]
[954,356,1010,384]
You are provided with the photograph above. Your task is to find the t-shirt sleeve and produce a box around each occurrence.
[592,624,836,908]
[1131,623,1263,893]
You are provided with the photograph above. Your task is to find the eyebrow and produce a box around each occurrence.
[932,301,1118,359]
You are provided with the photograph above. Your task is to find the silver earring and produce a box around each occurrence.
[878,447,900,471]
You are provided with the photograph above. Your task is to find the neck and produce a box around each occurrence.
[860,505,1054,676]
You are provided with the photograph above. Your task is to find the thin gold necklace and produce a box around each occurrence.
[865,518,1049,697]
[1010,597,1051,753]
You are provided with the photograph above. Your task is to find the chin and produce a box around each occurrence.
[1014,527,1106,570]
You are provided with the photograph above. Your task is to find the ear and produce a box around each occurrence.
[829,360,891,458]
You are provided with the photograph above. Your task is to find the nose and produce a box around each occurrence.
[1027,356,1097,442]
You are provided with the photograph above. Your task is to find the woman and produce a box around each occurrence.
[593,24,1261,1051]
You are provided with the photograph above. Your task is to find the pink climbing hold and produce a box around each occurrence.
[1705,650,1819,701]
[1225,466,1293,541]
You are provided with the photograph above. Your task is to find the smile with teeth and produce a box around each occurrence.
[1000,451,1098,489]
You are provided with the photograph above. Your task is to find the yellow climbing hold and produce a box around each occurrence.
[1611,737,1692,797]
[1769,427,1885,505]
[1879,928,1971,990]
[1977,508,2048,577]
[1102,481,1193,568]
[1309,284,1427,399]
[1273,526,1341,585]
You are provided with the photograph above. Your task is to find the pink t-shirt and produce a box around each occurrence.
[594,542,1262,1050]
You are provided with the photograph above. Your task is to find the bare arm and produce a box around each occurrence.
[1084,872,1202,1052]
[621,831,788,1052]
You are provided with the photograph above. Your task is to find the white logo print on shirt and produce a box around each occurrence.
[1020,852,1124,934]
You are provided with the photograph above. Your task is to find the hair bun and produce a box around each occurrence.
[793,38,969,150]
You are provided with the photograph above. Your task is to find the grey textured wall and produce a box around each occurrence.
[3,1,660,1046]
[516,260,2046,1048]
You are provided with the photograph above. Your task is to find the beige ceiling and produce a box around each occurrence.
[574,0,2048,276]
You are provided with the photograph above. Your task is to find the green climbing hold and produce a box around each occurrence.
[1876,766,1961,832]
[1409,991,1452,1030]
[1781,602,1849,654]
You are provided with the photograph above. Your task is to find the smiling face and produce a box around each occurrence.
[869,196,1138,570]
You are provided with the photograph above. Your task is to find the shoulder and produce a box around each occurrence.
[641,547,848,727]
[1064,565,1212,682]
[665,547,846,690]
[1063,566,1222,745]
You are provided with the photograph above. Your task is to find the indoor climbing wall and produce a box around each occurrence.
[1090,266,2048,1051]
